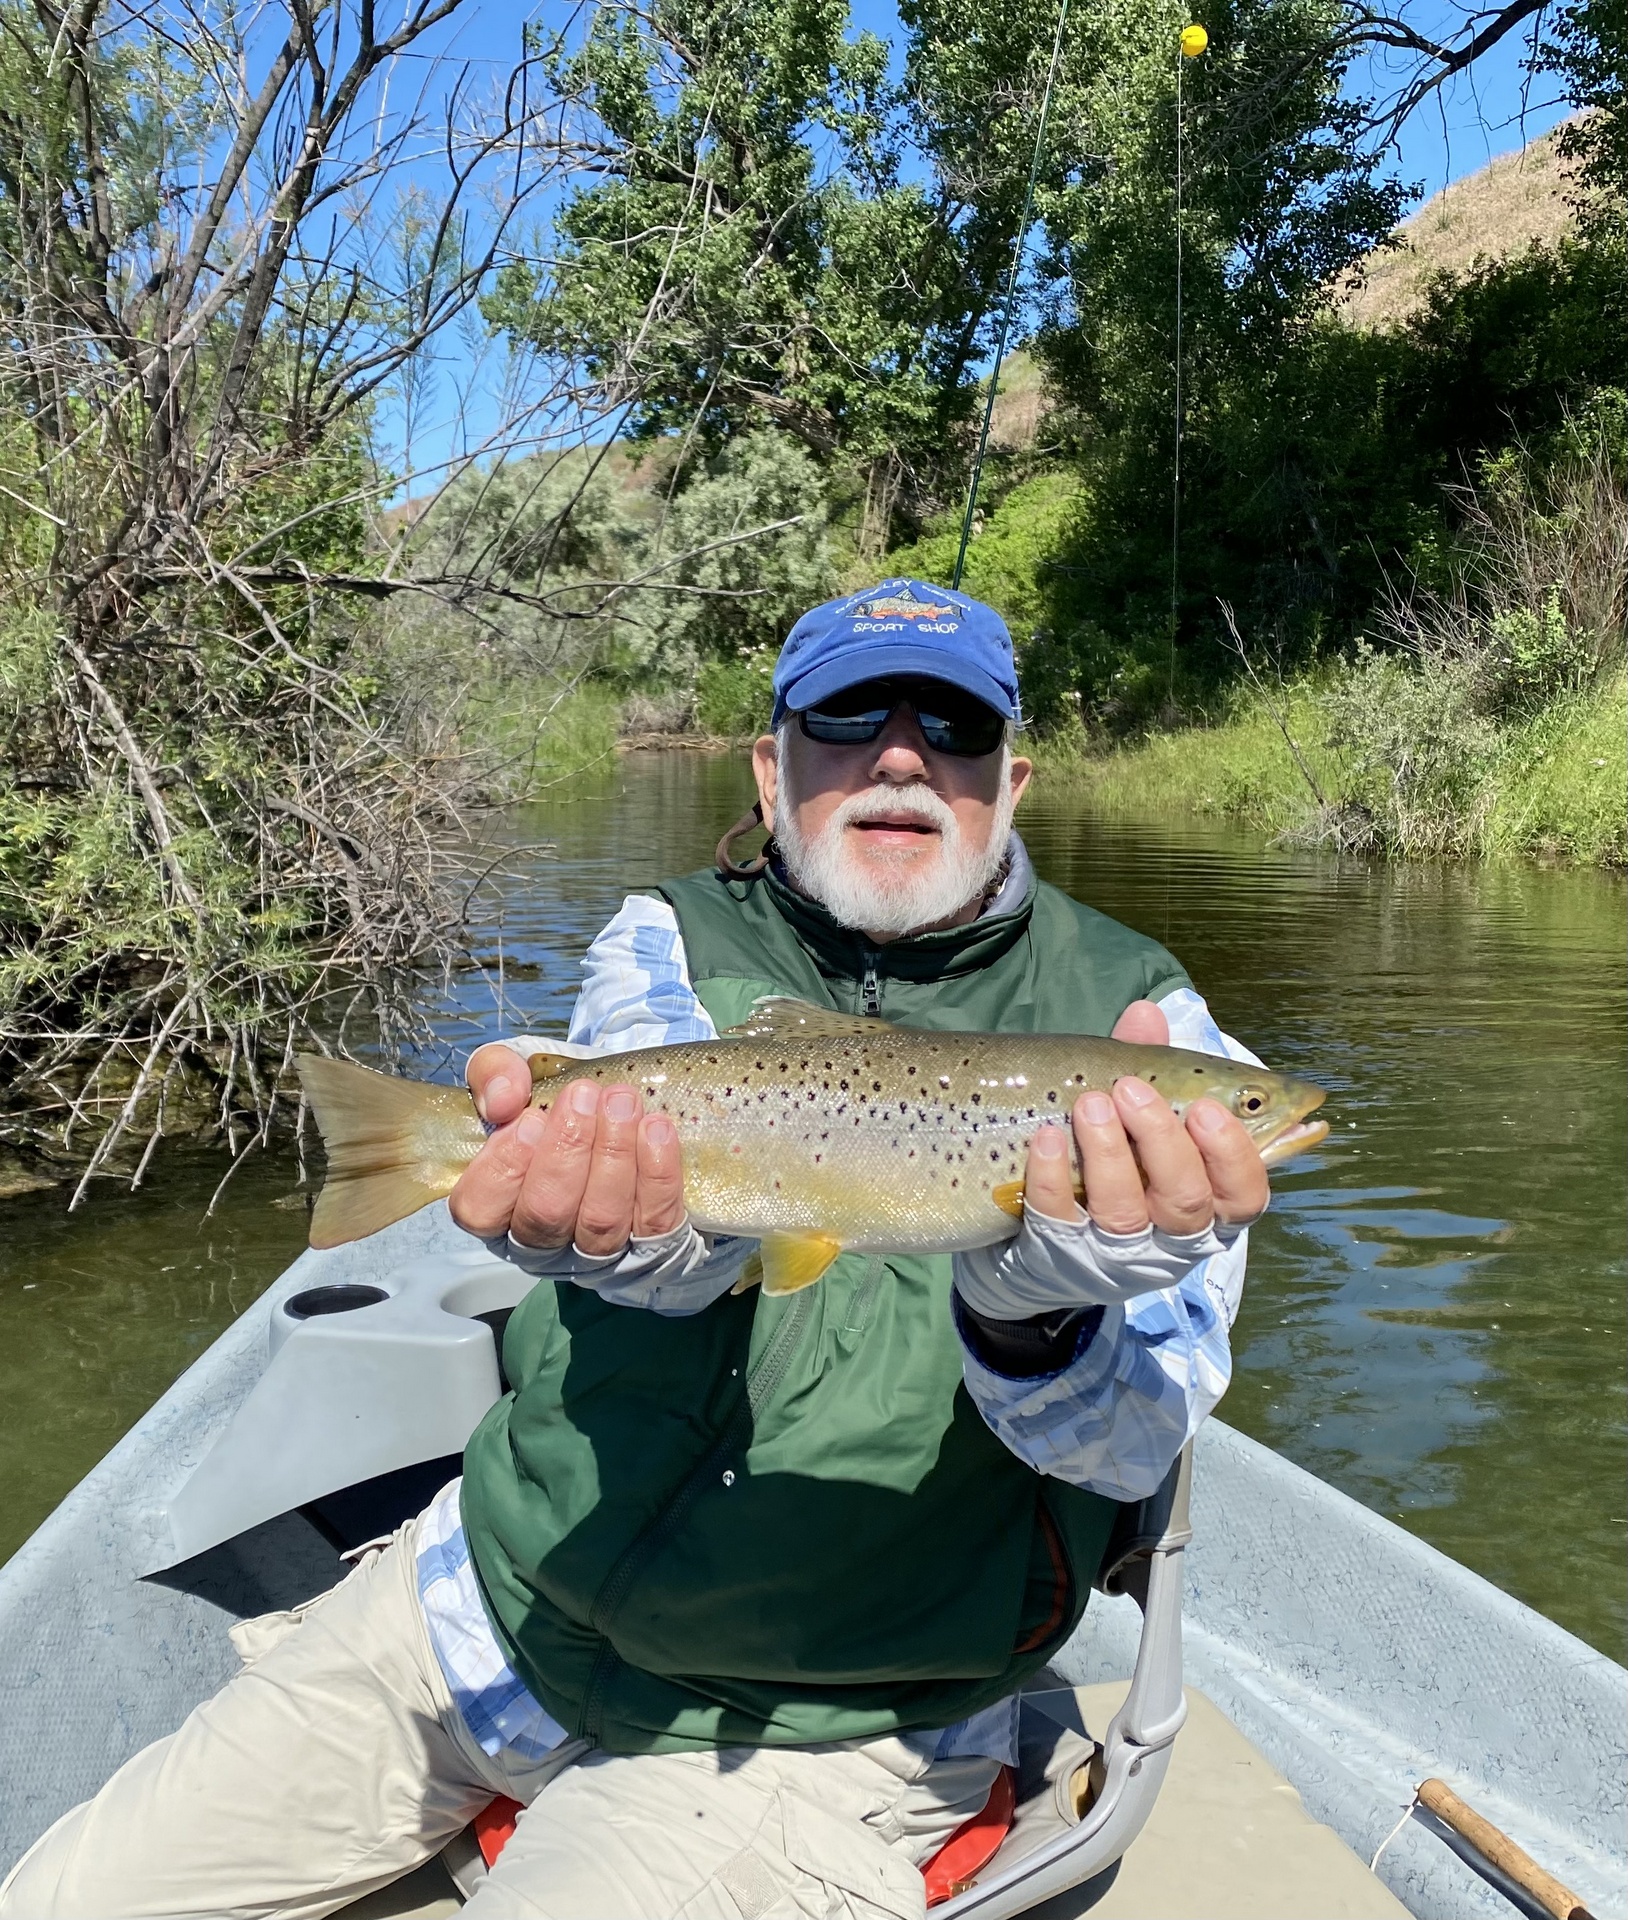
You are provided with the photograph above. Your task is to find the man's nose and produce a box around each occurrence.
[867,707,932,782]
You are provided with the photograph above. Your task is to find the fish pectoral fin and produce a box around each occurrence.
[990,1179,1026,1218]
[756,1231,844,1296]
[722,996,897,1040]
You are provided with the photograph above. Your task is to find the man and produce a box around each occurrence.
[2,580,1269,1918]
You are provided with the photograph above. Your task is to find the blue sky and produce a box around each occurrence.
[376,0,1572,487]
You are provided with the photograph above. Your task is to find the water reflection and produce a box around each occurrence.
[1015,804,1625,1657]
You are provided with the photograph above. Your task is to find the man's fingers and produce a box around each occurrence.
[1112,1077,1214,1235]
[1072,1090,1149,1234]
[1022,1123,1081,1222]
[572,1085,642,1255]
[510,1080,601,1249]
[632,1113,688,1238]
[1110,999,1168,1046]
[468,1043,532,1127]
[448,1106,548,1240]
[1185,1099,1270,1227]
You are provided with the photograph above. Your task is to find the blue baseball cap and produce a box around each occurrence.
[771,579,1021,726]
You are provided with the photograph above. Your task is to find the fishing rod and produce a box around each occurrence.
[951,0,1072,592]
[1171,22,1208,694]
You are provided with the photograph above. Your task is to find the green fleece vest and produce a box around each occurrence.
[460,855,1192,1755]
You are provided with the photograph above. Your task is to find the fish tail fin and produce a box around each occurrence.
[296,1054,485,1249]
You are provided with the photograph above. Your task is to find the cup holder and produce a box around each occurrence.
[285,1283,389,1320]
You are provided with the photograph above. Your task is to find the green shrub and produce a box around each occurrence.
[695,653,776,738]
[463,682,623,796]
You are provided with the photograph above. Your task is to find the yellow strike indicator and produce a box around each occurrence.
[1180,23,1208,55]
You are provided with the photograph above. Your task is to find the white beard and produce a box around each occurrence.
[774,732,1014,939]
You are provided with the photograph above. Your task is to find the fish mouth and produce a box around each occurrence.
[1258,1117,1330,1167]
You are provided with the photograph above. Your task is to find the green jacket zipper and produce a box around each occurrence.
[861,949,882,1017]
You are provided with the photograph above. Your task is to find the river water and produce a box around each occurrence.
[2,750,1623,1658]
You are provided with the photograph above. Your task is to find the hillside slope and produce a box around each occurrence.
[1339,121,1583,329]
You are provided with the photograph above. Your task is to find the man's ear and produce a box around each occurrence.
[1008,754,1034,809]
[751,734,779,833]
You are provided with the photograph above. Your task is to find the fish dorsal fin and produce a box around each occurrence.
[722,996,896,1041]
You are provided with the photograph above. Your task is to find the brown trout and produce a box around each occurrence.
[297,998,1327,1291]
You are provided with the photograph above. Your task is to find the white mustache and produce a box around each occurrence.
[829,783,957,834]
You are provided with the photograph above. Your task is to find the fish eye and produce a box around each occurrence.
[1234,1086,1269,1116]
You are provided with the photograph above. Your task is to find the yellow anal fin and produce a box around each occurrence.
[757,1231,844,1296]
[991,1179,1026,1218]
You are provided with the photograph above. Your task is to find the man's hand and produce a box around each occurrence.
[1022,1001,1270,1235]
[450,1045,685,1251]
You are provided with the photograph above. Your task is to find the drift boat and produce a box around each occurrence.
[1,1206,1622,1918]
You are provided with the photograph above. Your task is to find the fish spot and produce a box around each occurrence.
[1047,1090,1058,1103]
[872,1080,882,1092]
[907,1065,917,1077]
[970,1092,981,1106]
[951,1178,960,1189]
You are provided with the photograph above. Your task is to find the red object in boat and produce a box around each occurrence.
[922,1763,1018,1907]
[474,1793,524,1867]
[471,1763,1018,1899]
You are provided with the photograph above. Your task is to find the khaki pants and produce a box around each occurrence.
[0,1520,997,1920]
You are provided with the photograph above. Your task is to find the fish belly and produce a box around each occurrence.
[677,1115,1028,1254]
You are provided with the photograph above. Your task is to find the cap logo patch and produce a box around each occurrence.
[854,587,955,622]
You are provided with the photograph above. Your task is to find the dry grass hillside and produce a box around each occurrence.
[1339,120,1584,329]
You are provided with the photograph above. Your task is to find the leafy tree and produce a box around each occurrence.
[1545,0,1626,229]
[1003,0,1411,686]
[482,0,1053,531]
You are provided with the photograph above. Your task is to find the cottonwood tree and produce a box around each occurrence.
[481,0,1064,551]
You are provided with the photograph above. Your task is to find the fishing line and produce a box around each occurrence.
[951,0,1072,592]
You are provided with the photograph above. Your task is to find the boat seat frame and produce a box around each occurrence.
[936,1442,1194,1916]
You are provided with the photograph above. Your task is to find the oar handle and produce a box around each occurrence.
[1417,1779,1594,1920]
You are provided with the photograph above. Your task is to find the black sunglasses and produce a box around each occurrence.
[795,678,1007,758]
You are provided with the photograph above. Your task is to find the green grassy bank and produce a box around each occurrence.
[1034,668,1626,867]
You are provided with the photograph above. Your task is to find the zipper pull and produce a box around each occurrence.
[861,951,882,1018]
